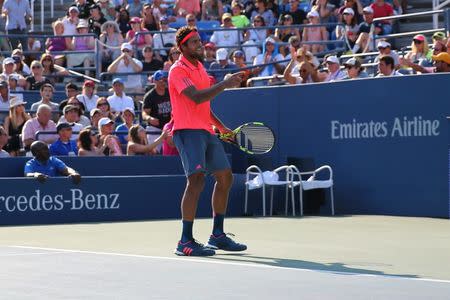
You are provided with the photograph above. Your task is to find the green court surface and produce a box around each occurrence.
[1,215,449,280]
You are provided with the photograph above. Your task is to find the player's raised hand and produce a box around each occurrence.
[224,72,244,88]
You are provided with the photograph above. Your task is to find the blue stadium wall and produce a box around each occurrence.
[0,73,449,226]
[214,73,450,219]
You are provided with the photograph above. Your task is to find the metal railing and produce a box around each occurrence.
[372,8,450,50]
[433,0,450,29]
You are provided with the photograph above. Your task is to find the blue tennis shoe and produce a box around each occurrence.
[205,233,247,252]
[174,240,216,256]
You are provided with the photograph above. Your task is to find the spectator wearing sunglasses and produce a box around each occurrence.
[284,47,320,84]
[404,34,432,65]
[107,43,143,93]
[374,40,400,68]
[210,13,242,50]
[77,128,108,156]
[3,96,30,156]
[342,57,368,79]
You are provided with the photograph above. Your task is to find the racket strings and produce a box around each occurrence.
[238,126,274,153]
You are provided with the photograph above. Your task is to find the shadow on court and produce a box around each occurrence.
[209,253,419,279]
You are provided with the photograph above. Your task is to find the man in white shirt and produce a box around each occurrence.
[152,16,176,59]
[107,78,135,114]
[0,80,10,112]
[107,42,143,92]
[210,13,242,49]
[323,55,346,82]
[376,55,403,77]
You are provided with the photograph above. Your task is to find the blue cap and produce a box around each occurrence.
[160,16,169,23]
[112,78,124,85]
[153,70,168,81]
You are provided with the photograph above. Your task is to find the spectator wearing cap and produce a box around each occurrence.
[342,57,368,79]
[3,96,30,155]
[74,0,90,20]
[127,124,167,156]
[376,55,403,77]
[126,17,152,51]
[99,20,124,69]
[152,16,176,59]
[374,40,400,68]
[210,48,238,82]
[174,0,201,18]
[25,61,52,91]
[63,6,80,36]
[126,0,143,17]
[142,70,171,129]
[76,80,99,112]
[2,0,32,51]
[303,10,328,54]
[59,96,90,127]
[232,50,252,87]
[432,32,446,44]
[431,52,450,73]
[89,108,102,130]
[141,46,164,72]
[336,8,360,49]
[107,43,144,92]
[107,78,135,114]
[66,19,96,75]
[231,2,250,28]
[49,123,79,156]
[8,74,24,92]
[323,55,346,82]
[404,34,432,65]
[251,0,276,26]
[22,104,57,149]
[0,125,9,157]
[201,0,224,21]
[1,57,24,85]
[253,37,285,77]
[370,0,394,35]
[25,141,81,184]
[30,84,59,113]
[88,3,107,37]
[185,13,208,42]
[116,107,137,144]
[203,42,217,69]
[352,6,381,54]
[210,13,243,50]
[59,104,84,137]
[98,117,122,156]
[337,0,363,23]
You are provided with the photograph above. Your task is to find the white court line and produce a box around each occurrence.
[9,245,450,285]
[0,251,67,257]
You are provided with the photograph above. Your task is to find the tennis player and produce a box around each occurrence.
[169,26,247,256]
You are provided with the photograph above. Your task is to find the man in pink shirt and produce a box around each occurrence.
[22,104,57,149]
[169,26,246,257]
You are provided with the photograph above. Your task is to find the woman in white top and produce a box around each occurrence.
[76,80,99,112]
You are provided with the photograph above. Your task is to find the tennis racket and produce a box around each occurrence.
[219,122,275,155]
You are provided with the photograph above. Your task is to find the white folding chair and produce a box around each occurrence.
[289,165,335,216]
[244,165,294,216]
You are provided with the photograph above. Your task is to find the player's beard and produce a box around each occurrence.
[192,49,204,62]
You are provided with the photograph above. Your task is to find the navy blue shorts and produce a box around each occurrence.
[173,129,230,177]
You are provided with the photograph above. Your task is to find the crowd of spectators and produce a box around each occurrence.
[0,0,449,169]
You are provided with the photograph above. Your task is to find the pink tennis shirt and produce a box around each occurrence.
[168,54,214,134]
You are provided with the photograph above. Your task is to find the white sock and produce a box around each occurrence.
[352,45,360,54]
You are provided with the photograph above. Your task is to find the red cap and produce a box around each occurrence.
[413,34,425,42]
[129,17,141,24]
[205,42,216,50]
[83,80,95,87]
